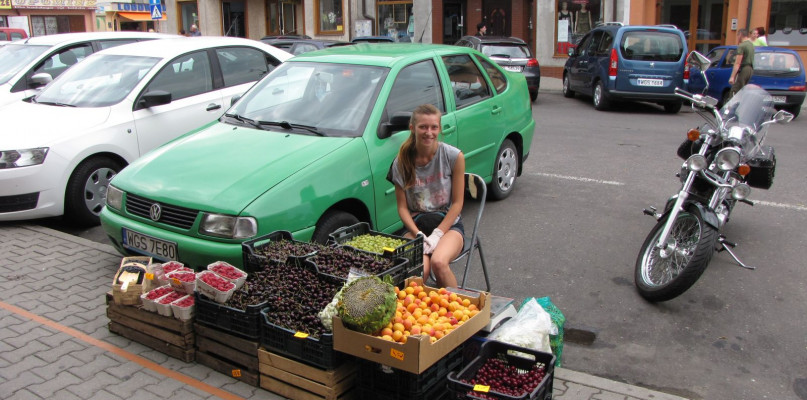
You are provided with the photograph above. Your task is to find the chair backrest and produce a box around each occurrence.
[464,173,486,242]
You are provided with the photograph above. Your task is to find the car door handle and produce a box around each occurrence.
[206,103,222,111]
[442,126,456,135]
[491,106,502,115]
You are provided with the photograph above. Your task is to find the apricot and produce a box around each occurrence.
[381,335,394,342]
[410,326,421,335]
[381,327,393,337]
[462,298,471,307]
[393,322,405,332]
[392,330,403,342]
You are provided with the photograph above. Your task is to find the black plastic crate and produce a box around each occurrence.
[357,343,463,396]
[259,308,345,370]
[447,341,555,400]
[307,244,410,287]
[194,292,266,340]
[329,222,423,276]
[357,377,450,400]
[241,230,320,273]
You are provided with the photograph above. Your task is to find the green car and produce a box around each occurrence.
[100,43,535,269]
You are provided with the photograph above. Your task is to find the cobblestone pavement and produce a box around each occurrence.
[0,224,688,400]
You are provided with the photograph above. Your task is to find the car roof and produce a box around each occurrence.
[594,24,685,34]
[459,35,527,44]
[94,36,293,60]
[12,31,180,46]
[290,43,475,68]
[711,45,801,54]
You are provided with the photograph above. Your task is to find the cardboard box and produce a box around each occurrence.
[332,277,490,374]
[112,256,153,305]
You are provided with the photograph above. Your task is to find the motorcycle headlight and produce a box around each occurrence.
[199,213,257,239]
[714,148,741,171]
[686,154,708,171]
[106,186,123,211]
[0,148,49,169]
[732,183,751,200]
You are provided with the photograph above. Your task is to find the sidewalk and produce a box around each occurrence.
[0,224,688,400]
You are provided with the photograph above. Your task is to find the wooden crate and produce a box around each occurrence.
[258,348,357,400]
[105,292,195,362]
[194,323,260,387]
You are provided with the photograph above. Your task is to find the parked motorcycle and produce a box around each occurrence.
[634,51,794,302]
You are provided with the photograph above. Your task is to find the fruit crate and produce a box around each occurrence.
[447,341,555,400]
[241,230,320,273]
[307,246,410,287]
[259,307,346,370]
[195,323,260,387]
[328,222,423,276]
[194,292,267,340]
[356,343,463,398]
[357,377,450,400]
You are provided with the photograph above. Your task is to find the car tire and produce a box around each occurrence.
[562,74,575,98]
[663,101,682,114]
[720,90,732,109]
[64,156,123,227]
[785,105,801,119]
[593,81,610,111]
[311,210,359,244]
[489,139,519,200]
[530,90,538,102]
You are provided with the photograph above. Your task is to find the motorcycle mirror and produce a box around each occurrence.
[687,51,711,72]
[773,109,794,124]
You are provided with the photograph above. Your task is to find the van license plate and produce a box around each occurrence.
[771,96,786,103]
[122,228,178,261]
[503,66,523,72]
[637,78,664,87]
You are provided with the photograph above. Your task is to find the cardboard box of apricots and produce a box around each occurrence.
[332,276,490,374]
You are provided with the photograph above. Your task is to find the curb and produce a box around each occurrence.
[556,368,691,400]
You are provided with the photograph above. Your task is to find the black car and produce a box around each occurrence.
[454,36,541,101]
[260,38,352,55]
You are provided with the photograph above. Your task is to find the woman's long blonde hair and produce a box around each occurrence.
[397,104,441,189]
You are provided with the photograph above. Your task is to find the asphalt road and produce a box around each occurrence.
[39,93,807,400]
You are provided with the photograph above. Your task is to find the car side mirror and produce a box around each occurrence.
[378,111,411,139]
[30,72,53,88]
[230,94,241,106]
[137,90,172,109]
[567,47,575,57]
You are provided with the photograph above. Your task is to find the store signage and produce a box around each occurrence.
[1,0,11,10]
[113,2,163,12]
[11,0,97,8]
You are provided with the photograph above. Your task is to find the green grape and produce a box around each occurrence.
[344,233,407,254]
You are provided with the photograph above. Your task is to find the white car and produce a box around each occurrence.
[0,36,292,225]
[0,31,181,109]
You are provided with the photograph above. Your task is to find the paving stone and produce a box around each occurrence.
[105,361,146,381]
[4,388,41,400]
[28,370,83,398]
[166,387,210,400]
[70,353,124,380]
[110,370,162,397]
[2,340,50,364]
[555,382,601,399]
[68,345,105,363]
[221,380,262,398]
[85,388,125,400]
[64,371,120,398]
[50,389,84,400]
[34,338,86,363]
[3,326,55,348]
[7,320,41,335]
[0,354,49,380]
[29,353,85,380]
[1,368,46,395]
[175,363,214,381]
[141,375,187,397]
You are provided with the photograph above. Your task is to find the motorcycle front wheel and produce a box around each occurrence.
[635,208,718,302]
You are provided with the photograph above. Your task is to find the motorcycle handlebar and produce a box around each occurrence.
[675,87,716,110]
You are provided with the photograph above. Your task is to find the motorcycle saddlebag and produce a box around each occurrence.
[745,146,776,189]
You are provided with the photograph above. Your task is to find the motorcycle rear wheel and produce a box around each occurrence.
[635,208,717,302]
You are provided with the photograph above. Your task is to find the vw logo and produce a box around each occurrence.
[650,62,655,68]
[149,203,162,221]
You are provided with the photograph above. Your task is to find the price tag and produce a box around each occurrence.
[390,348,404,361]
[172,278,181,285]
[382,246,396,253]
[231,369,242,377]
[145,273,154,280]
[473,384,490,392]
[294,332,309,339]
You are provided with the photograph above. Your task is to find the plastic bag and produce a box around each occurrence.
[487,297,557,354]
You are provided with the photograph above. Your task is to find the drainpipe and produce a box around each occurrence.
[362,0,374,37]
[745,0,753,31]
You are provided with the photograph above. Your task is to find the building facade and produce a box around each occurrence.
[1,0,97,36]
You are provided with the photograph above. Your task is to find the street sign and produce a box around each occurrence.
[150,4,162,20]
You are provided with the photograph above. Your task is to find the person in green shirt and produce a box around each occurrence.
[751,27,767,46]
[729,29,754,98]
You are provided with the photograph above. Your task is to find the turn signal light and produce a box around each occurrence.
[788,85,806,92]
[609,48,618,77]
[687,129,701,141]
[527,58,539,67]
[738,164,751,176]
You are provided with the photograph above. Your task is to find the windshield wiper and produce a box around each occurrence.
[257,120,324,136]
[33,99,75,107]
[223,112,262,129]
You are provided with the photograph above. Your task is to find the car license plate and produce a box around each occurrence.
[637,78,664,87]
[771,95,787,104]
[503,66,523,72]
[122,228,178,261]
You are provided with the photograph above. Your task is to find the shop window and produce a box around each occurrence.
[316,0,343,34]
[1,17,8,28]
[555,0,602,56]
[377,1,413,42]
[768,0,807,46]
[31,16,74,36]
[179,1,199,35]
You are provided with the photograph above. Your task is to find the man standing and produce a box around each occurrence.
[729,29,754,97]
[476,22,487,37]
[190,24,201,36]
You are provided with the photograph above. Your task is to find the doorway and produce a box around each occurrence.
[223,0,246,37]
[482,0,511,37]
[443,0,465,44]
[660,0,725,53]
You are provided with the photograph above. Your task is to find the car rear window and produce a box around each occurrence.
[480,43,531,59]
[620,31,683,62]
[754,52,802,76]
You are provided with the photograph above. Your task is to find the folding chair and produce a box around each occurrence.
[450,173,491,292]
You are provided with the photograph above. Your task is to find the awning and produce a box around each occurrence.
[117,12,166,22]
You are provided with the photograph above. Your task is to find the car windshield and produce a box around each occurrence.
[620,31,683,62]
[480,43,530,59]
[227,61,387,137]
[34,54,160,108]
[0,44,50,85]
[754,51,802,76]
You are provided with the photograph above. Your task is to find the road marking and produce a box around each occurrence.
[753,200,807,212]
[530,172,625,186]
[0,300,246,400]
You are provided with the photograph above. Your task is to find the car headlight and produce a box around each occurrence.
[106,186,123,211]
[199,213,257,239]
[0,148,49,169]
[732,183,751,200]
[686,154,707,171]
[714,148,741,171]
